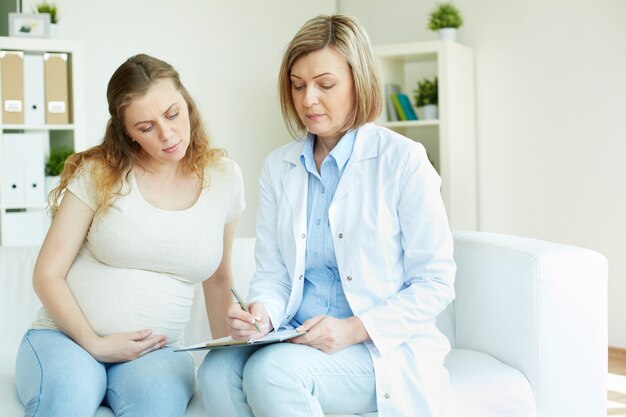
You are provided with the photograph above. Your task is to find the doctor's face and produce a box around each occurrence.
[290,46,355,143]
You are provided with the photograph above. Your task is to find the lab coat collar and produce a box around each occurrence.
[281,123,380,234]
[283,123,378,166]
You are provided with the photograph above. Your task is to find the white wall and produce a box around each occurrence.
[24,0,626,347]
[22,0,336,237]
[339,0,626,347]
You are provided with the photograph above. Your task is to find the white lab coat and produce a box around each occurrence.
[248,123,456,417]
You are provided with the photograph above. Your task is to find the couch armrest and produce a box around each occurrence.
[452,231,607,417]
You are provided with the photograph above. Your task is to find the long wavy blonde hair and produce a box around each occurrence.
[49,54,224,217]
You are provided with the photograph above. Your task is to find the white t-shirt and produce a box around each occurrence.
[33,158,245,345]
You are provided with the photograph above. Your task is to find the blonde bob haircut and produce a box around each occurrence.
[278,14,383,138]
[49,54,224,217]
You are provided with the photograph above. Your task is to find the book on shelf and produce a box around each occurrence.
[397,93,418,121]
[384,83,401,121]
[391,93,407,121]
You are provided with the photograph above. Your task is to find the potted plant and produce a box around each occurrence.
[414,77,439,120]
[428,3,463,41]
[45,146,73,195]
[33,1,59,37]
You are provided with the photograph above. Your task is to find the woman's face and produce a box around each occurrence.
[123,78,191,167]
[290,46,355,143]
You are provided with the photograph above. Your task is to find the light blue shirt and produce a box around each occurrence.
[291,130,357,327]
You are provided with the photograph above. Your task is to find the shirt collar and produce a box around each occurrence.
[300,129,358,174]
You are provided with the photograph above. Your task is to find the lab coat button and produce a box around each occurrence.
[346,275,353,281]
[301,233,306,239]
[299,275,303,280]
[338,233,343,238]
[384,393,390,399]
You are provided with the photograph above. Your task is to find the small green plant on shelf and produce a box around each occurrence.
[45,147,73,177]
[428,3,463,31]
[33,1,59,24]
[414,77,438,107]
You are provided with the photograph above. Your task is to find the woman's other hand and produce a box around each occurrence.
[292,316,370,354]
[228,302,271,340]
[88,329,167,363]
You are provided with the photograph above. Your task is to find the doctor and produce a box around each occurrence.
[199,14,456,417]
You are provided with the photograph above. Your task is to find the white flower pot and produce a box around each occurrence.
[423,104,439,120]
[438,28,457,41]
[49,23,57,38]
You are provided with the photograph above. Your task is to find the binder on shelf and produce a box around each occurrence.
[384,83,400,122]
[44,53,70,124]
[391,94,407,121]
[0,50,25,124]
[397,93,418,121]
[1,132,47,207]
[1,134,24,207]
[22,133,46,205]
[23,53,46,126]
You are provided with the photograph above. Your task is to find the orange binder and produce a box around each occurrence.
[43,53,70,124]
[1,51,25,124]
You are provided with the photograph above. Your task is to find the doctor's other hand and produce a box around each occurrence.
[228,301,271,340]
[88,329,167,363]
[293,316,370,354]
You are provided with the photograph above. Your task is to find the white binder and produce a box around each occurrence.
[22,133,46,205]
[1,134,23,207]
[23,53,46,126]
[1,132,47,207]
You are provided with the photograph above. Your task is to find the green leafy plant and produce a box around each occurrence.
[45,147,73,176]
[428,3,463,31]
[414,77,438,107]
[33,1,59,24]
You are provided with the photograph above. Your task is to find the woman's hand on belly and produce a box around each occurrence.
[86,329,167,363]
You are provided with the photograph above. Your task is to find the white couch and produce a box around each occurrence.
[0,232,607,417]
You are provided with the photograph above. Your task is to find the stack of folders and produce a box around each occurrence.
[0,50,71,125]
[385,83,418,122]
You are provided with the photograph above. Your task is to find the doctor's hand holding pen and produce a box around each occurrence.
[228,288,271,340]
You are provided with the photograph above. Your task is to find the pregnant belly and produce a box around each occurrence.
[66,256,195,345]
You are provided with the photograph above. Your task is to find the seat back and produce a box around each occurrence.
[0,245,42,372]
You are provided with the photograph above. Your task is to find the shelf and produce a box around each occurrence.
[381,120,439,129]
[374,40,477,231]
[1,204,47,210]
[1,37,84,246]
[0,36,81,54]
[2,124,75,131]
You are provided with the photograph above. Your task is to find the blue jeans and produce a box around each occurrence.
[15,329,195,417]
[198,342,377,417]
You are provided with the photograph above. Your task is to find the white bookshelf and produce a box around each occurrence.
[0,36,85,246]
[374,40,477,230]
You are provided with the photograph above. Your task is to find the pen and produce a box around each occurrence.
[231,288,262,333]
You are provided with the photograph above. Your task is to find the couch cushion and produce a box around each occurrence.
[0,371,24,417]
[446,349,535,417]
[3,349,532,417]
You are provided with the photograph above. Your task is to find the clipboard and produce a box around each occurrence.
[174,329,305,352]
